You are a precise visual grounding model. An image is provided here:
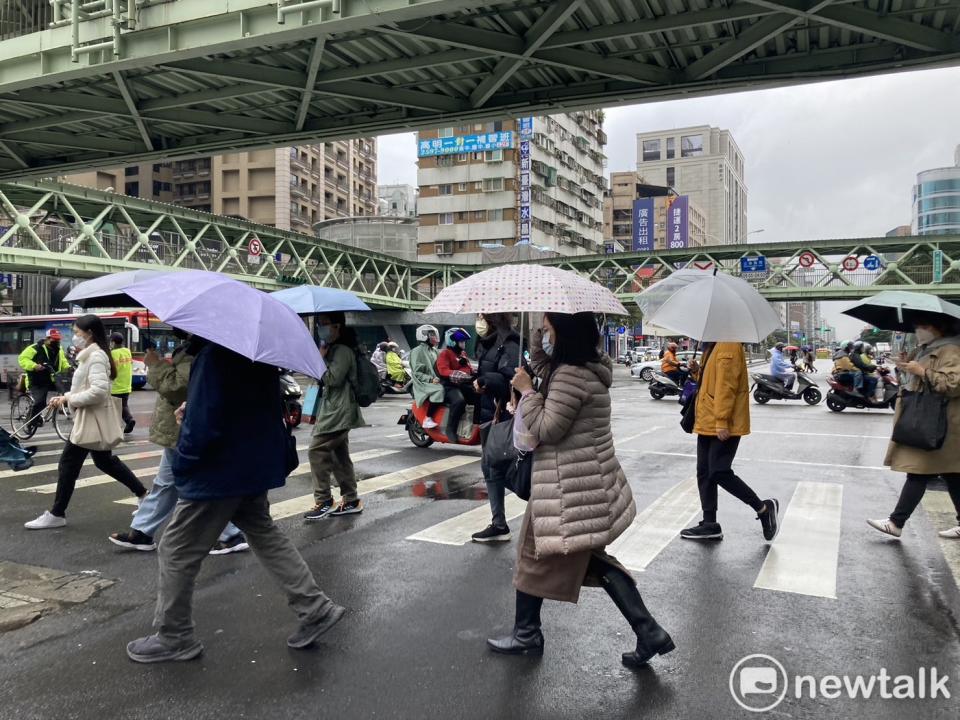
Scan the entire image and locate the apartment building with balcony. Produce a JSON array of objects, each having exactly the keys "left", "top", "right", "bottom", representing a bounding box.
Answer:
[
  {"left": 63, "top": 162, "right": 175, "bottom": 203},
  {"left": 417, "top": 112, "right": 606, "bottom": 263}
]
